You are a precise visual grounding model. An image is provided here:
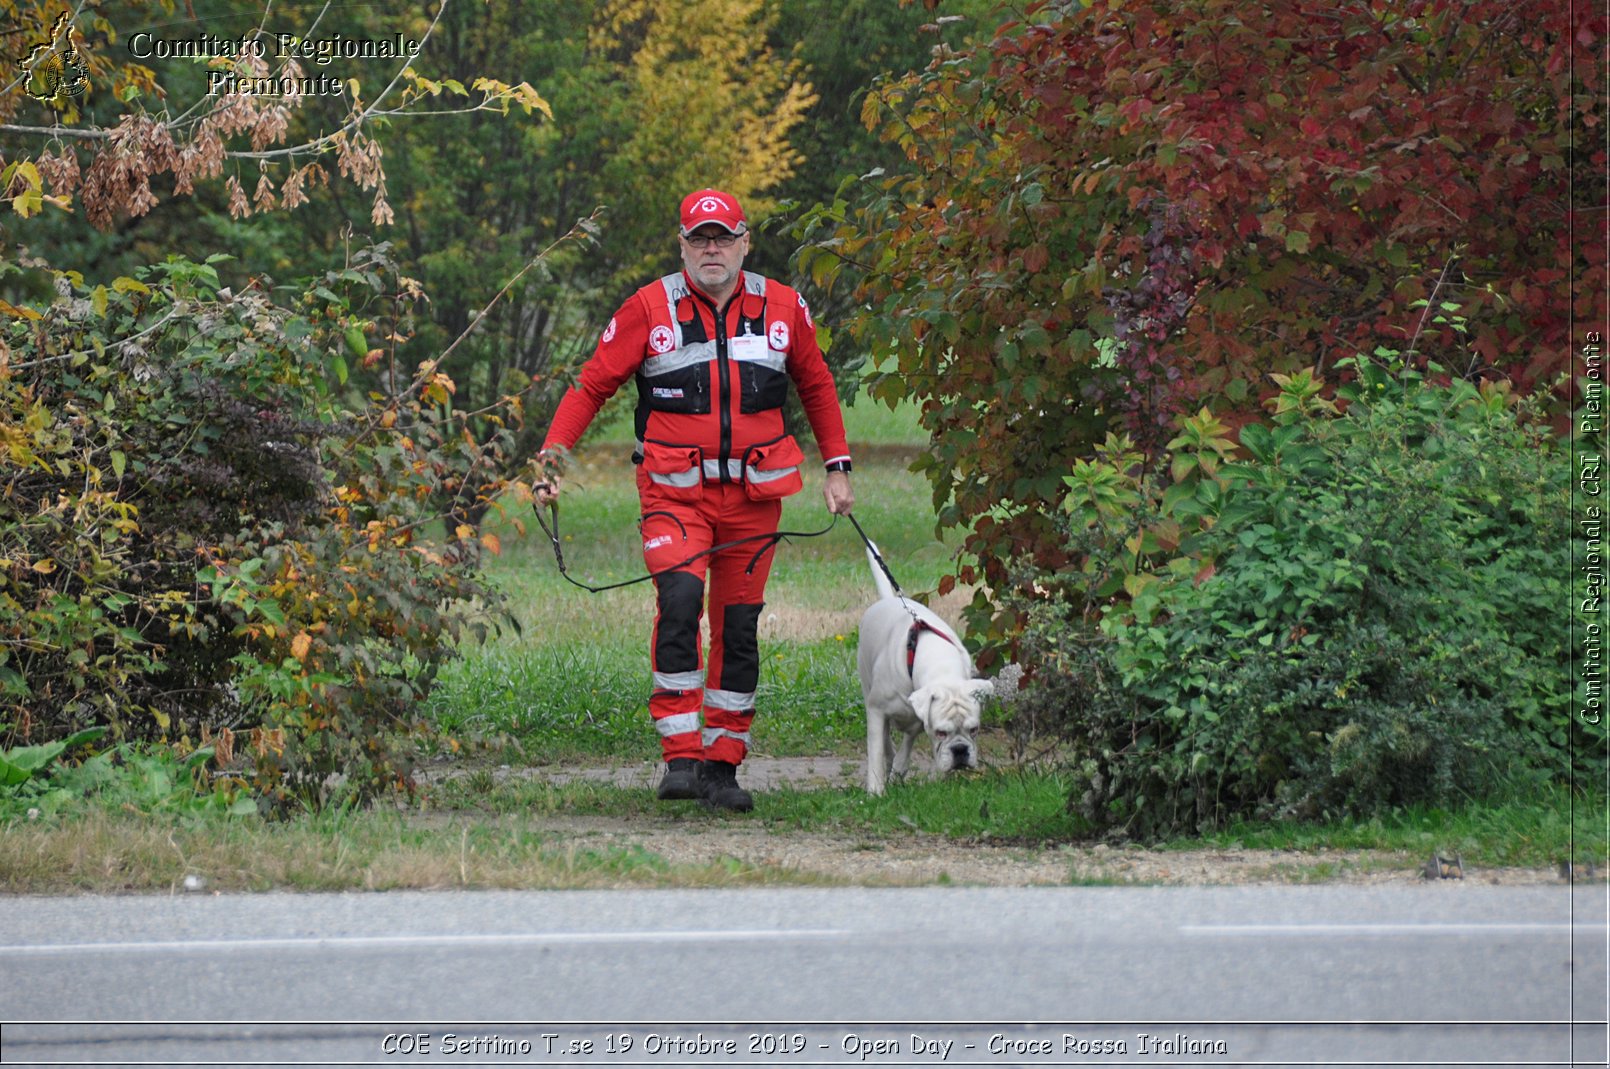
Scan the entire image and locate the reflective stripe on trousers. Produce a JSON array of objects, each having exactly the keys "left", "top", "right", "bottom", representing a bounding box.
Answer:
[{"left": 641, "top": 477, "right": 780, "bottom": 765}]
